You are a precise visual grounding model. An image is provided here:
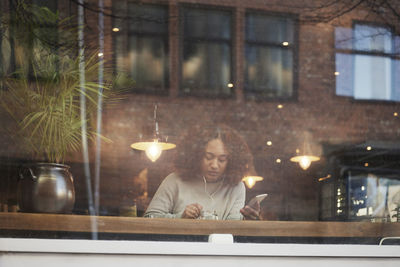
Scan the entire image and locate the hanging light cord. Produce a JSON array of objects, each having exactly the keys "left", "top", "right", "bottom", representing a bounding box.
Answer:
[
  {"left": 203, "top": 176, "right": 224, "bottom": 203},
  {"left": 154, "top": 104, "right": 159, "bottom": 138}
]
